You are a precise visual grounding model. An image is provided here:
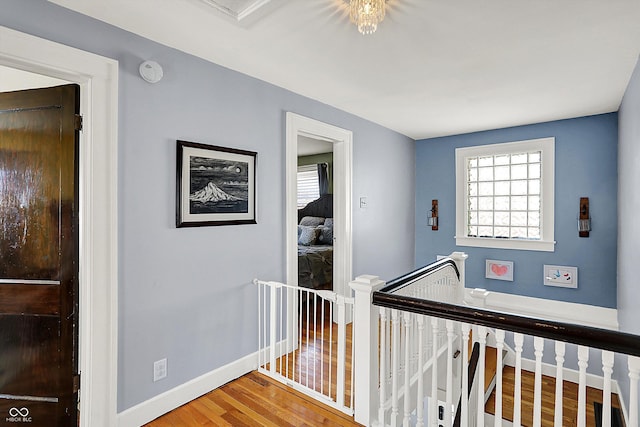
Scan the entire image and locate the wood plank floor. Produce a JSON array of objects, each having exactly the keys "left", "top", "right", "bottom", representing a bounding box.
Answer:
[
  {"left": 144, "top": 308, "right": 624, "bottom": 427},
  {"left": 144, "top": 371, "right": 361, "bottom": 427},
  {"left": 485, "top": 366, "right": 623, "bottom": 427},
  {"left": 146, "top": 301, "right": 358, "bottom": 426}
]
